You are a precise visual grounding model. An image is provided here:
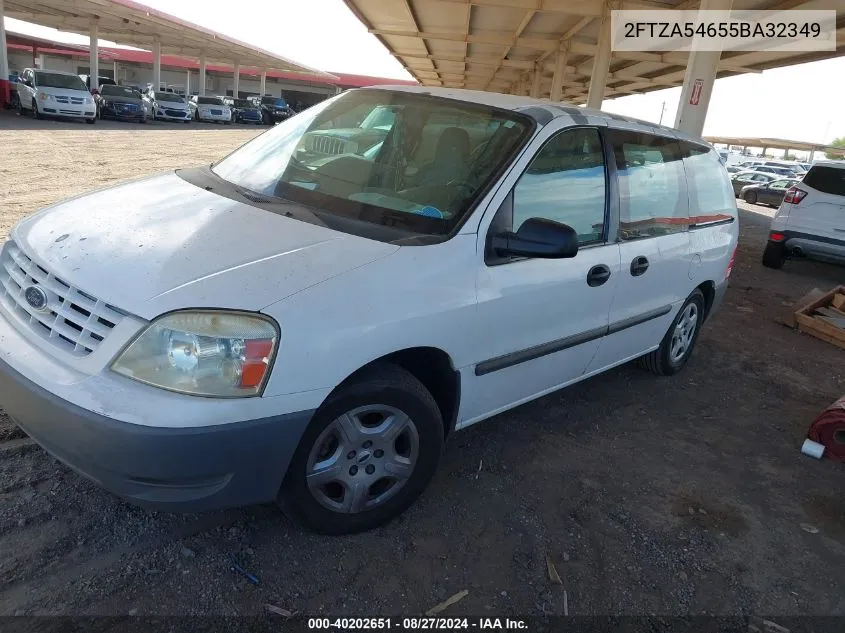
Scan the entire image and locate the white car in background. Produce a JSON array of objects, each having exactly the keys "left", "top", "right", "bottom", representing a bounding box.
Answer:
[
  {"left": 764, "top": 161, "right": 845, "bottom": 268},
  {"left": 143, "top": 89, "right": 191, "bottom": 122},
  {"left": 14, "top": 68, "right": 96, "bottom": 124},
  {"left": 189, "top": 95, "right": 232, "bottom": 123}
]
